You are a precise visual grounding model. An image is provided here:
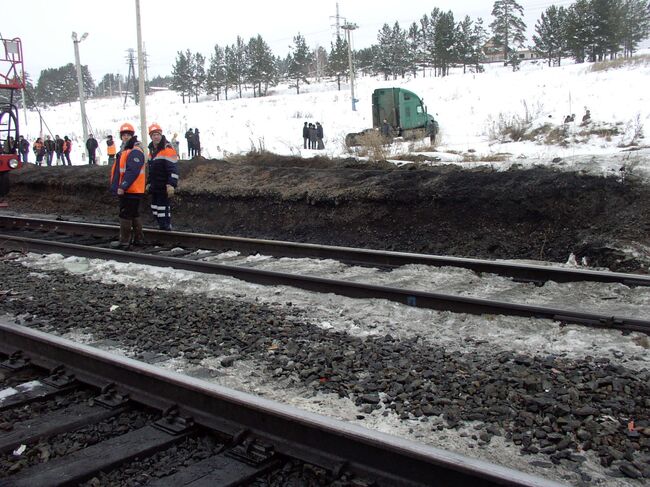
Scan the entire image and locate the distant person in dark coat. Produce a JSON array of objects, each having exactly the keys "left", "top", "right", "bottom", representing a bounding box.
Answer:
[
  {"left": 18, "top": 136, "right": 29, "bottom": 163},
  {"left": 193, "top": 128, "right": 201, "bottom": 157},
  {"left": 581, "top": 108, "right": 591, "bottom": 125},
  {"left": 184, "top": 128, "right": 194, "bottom": 158},
  {"left": 44, "top": 135, "right": 55, "bottom": 166},
  {"left": 316, "top": 122, "right": 324, "bottom": 150},
  {"left": 302, "top": 121, "right": 309, "bottom": 149},
  {"left": 86, "top": 134, "right": 99, "bottom": 165},
  {"left": 308, "top": 123, "right": 317, "bottom": 149},
  {"left": 54, "top": 135, "right": 64, "bottom": 165}
]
